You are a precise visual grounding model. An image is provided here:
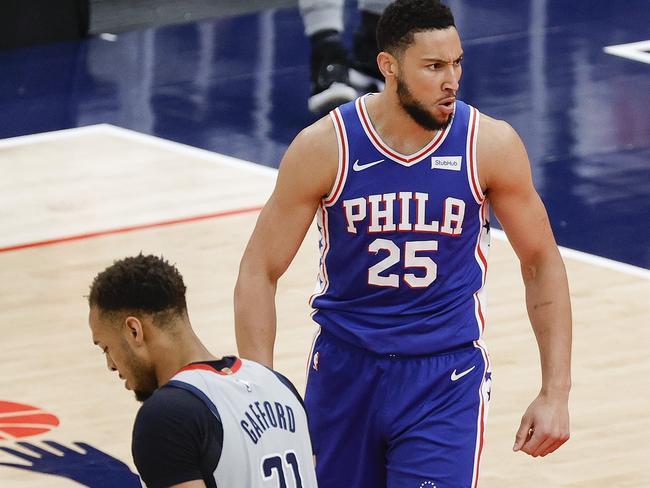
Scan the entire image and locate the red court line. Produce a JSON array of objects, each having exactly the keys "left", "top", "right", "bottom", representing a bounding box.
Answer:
[{"left": 0, "top": 206, "right": 263, "bottom": 254}]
